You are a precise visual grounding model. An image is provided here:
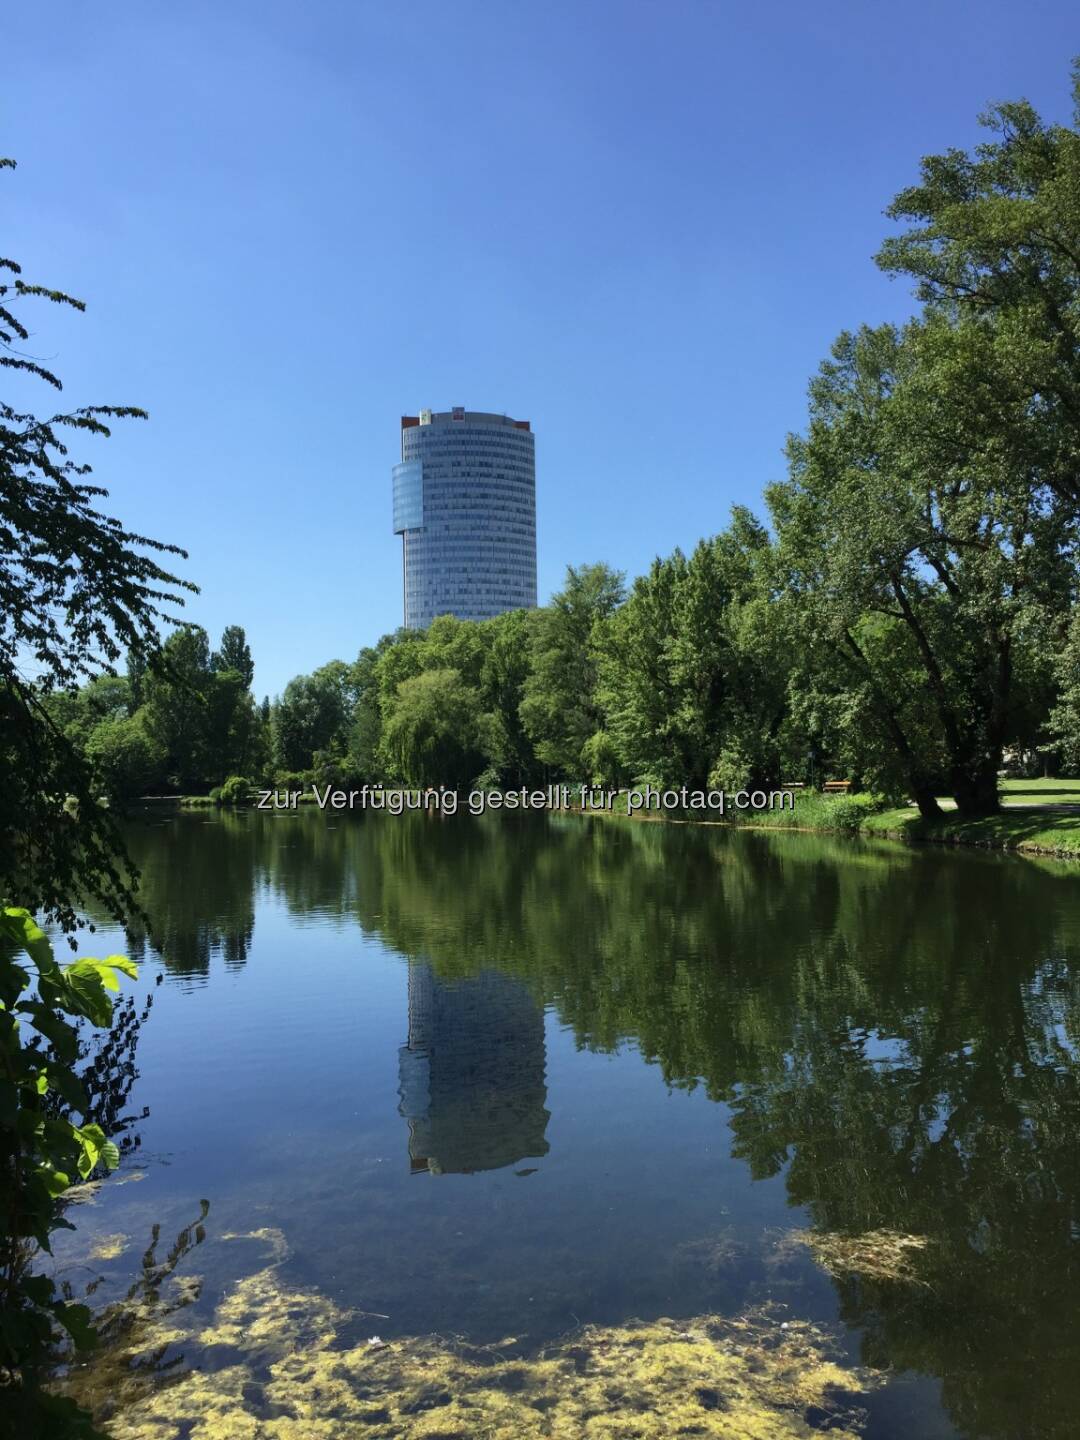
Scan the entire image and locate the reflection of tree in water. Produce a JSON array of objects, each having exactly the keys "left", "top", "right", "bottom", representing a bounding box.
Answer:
[
  {"left": 117, "top": 812, "right": 261, "bottom": 976},
  {"left": 730, "top": 950, "right": 1080, "bottom": 1440},
  {"left": 113, "top": 808, "right": 1080, "bottom": 1436},
  {"left": 61, "top": 1200, "right": 210, "bottom": 1424}
]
